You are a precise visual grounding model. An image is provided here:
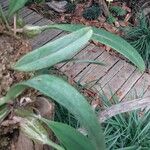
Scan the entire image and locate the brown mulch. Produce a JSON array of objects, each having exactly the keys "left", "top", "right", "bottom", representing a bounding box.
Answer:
[
  {"left": 0, "top": 26, "right": 32, "bottom": 149},
  {"left": 28, "top": 1, "right": 132, "bottom": 58},
  {"left": 29, "top": 1, "right": 131, "bottom": 34},
  {"left": 0, "top": 31, "right": 32, "bottom": 97}
]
